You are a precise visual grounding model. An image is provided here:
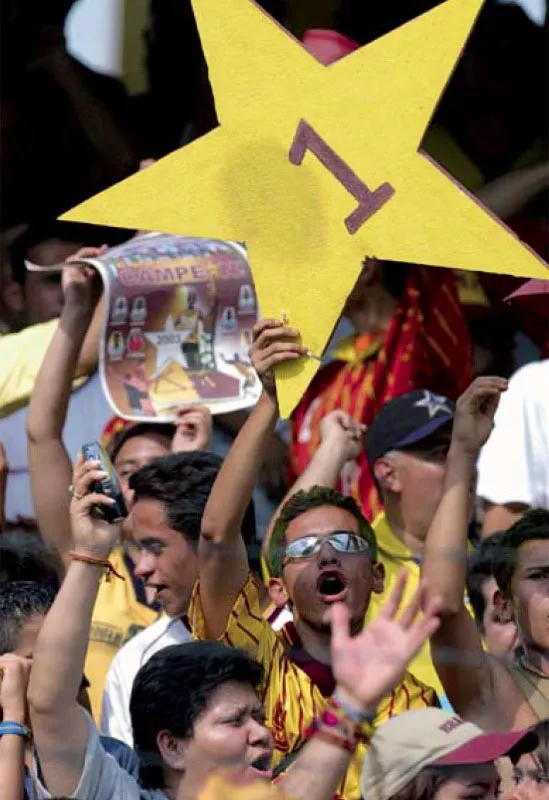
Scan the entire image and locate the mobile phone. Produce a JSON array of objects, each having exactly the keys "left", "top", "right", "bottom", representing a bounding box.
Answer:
[{"left": 81, "top": 442, "right": 128, "bottom": 523}]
